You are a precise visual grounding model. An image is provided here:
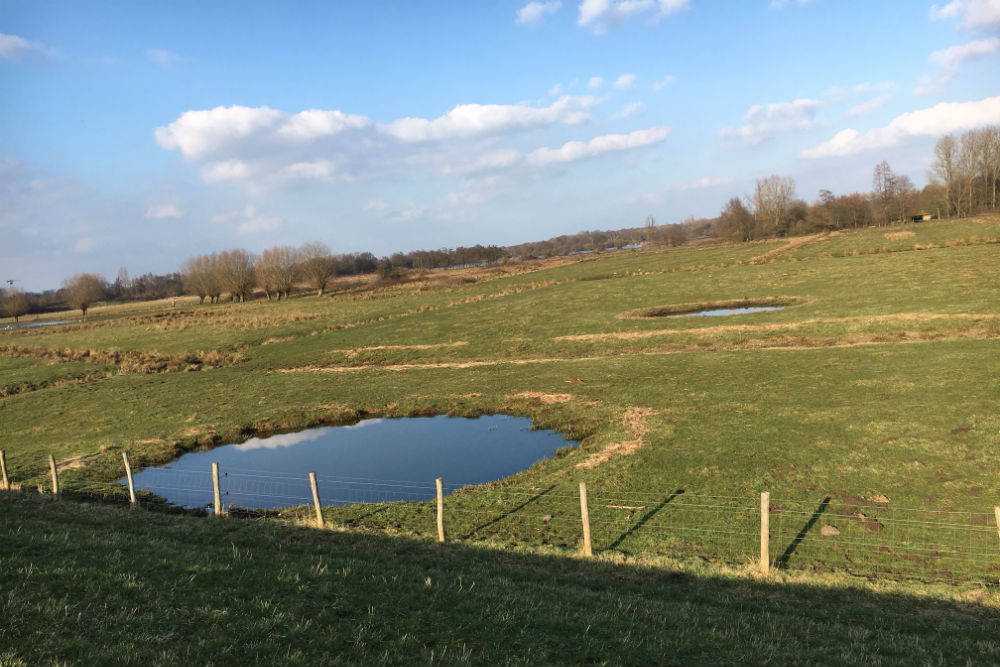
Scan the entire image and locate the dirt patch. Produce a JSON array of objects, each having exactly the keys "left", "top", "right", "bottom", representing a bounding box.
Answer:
[
  {"left": 343, "top": 341, "right": 469, "bottom": 358},
  {"left": 575, "top": 407, "right": 657, "bottom": 470},
  {"left": 513, "top": 391, "right": 576, "bottom": 404},
  {"left": 853, "top": 512, "right": 884, "bottom": 532},
  {"left": 950, "top": 427, "right": 971, "bottom": 434},
  {"left": 748, "top": 233, "right": 827, "bottom": 264},
  {"left": 56, "top": 452, "right": 102, "bottom": 471}
]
